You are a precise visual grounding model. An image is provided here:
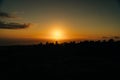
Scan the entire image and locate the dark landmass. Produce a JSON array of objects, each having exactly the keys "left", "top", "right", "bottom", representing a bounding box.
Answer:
[{"left": 0, "top": 39, "right": 120, "bottom": 79}]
